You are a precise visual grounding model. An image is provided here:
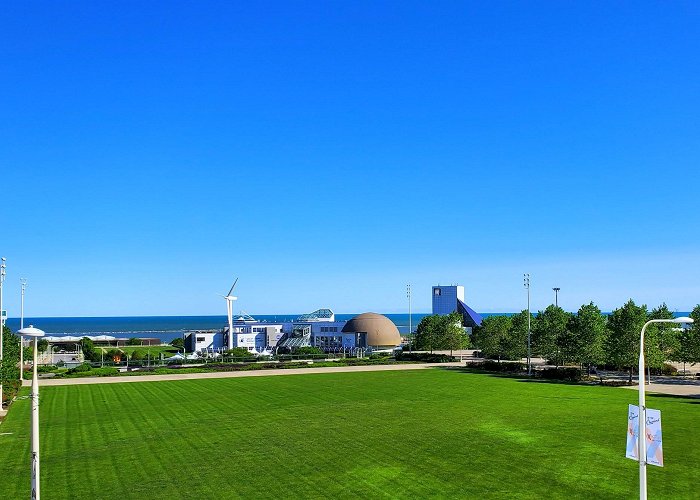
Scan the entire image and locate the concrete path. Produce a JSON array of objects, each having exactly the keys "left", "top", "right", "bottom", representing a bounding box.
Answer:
[
  {"left": 23, "top": 363, "right": 700, "bottom": 398},
  {"left": 622, "top": 379, "right": 700, "bottom": 398},
  {"left": 27, "top": 362, "right": 465, "bottom": 387}
]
